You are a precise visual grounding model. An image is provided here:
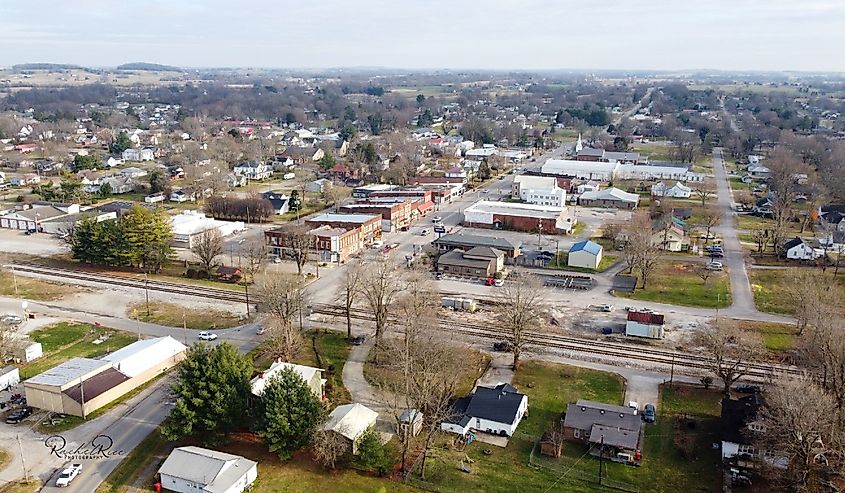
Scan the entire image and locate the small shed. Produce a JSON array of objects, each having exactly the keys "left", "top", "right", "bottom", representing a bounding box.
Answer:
[
  {"left": 0, "top": 366, "right": 20, "bottom": 391},
  {"left": 18, "top": 342, "right": 43, "bottom": 362},
  {"left": 568, "top": 240, "right": 603, "bottom": 270},
  {"left": 398, "top": 409, "right": 423, "bottom": 440}
]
